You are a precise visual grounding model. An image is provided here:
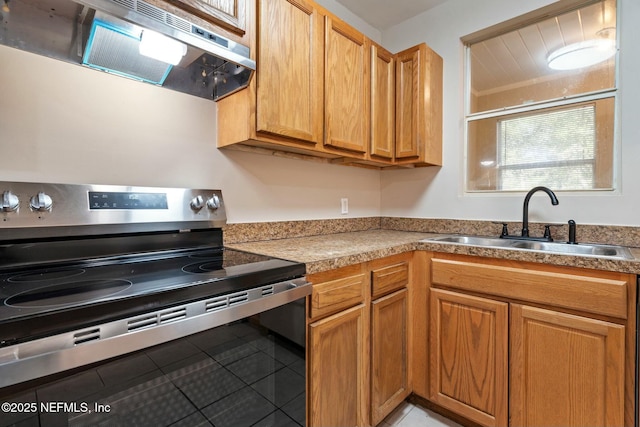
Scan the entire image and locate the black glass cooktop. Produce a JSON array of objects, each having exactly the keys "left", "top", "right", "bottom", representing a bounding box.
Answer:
[{"left": 0, "top": 248, "right": 305, "bottom": 346}]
